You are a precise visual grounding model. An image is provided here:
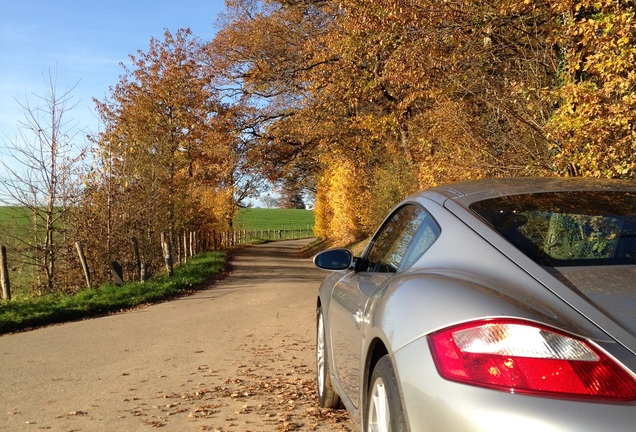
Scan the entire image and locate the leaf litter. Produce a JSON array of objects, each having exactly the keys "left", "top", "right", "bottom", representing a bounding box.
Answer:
[{"left": 122, "top": 333, "right": 352, "bottom": 431}]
